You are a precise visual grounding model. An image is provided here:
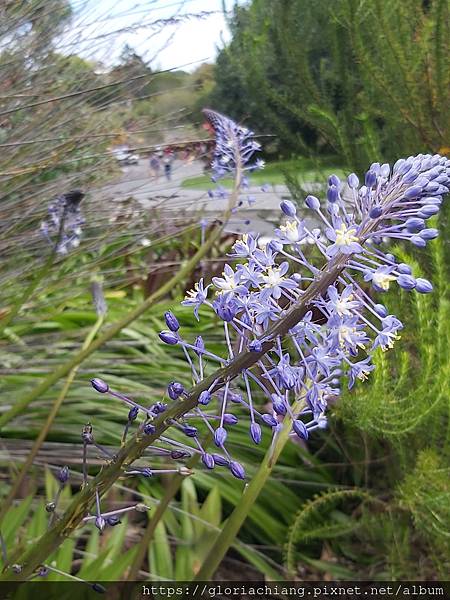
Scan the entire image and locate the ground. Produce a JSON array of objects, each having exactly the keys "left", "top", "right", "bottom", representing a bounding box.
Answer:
[{"left": 98, "top": 158, "right": 329, "bottom": 236}]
